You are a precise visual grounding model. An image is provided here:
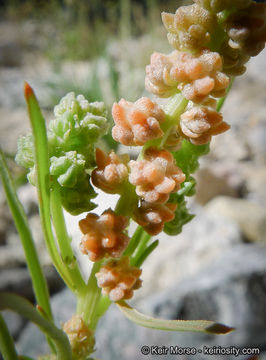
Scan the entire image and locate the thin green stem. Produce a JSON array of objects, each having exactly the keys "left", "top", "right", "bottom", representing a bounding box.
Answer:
[
  {"left": 50, "top": 181, "right": 86, "bottom": 293},
  {"left": 134, "top": 239, "right": 159, "bottom": 267},
  {"left": 216, "top": 77, "right": 235, "bottom": 112},
  {"left": 0, "top": 313, "right": 18, "bottom": 360},
  {"left": 131, "top": 232, "right": 151, "bottom": 266},
  {"left": 0, "top": 149, "right": 52, "bottom": 321},
  {"left": 77, "top": 262, "right": 102, "bottom": 329},
  {"left": 123, "top": 225, "right": 144, "bottom": 257},
  {"left": 115, "top": 182, "right": 138, "bottom": 216},
  {"left": 0, "top": 293, "right": 72, "bottom": 360}
]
